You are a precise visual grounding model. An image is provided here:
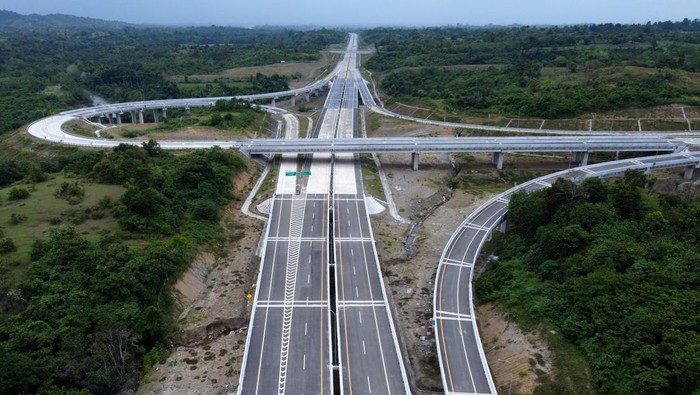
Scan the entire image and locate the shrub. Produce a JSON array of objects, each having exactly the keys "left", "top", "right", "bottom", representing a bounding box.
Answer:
[
  {"left": 190, "top": 199, "right": 220, "bottom": 221},
  {"left": 9, "top": 213, "right": 27, "bottom": 225},
  {"left": 97, "top": 196, "right": 114, "bottom": 210},
  {"left": 8, "top": 187, "right": 29, "bottom": 200},
  {"left": 27, "top": 167, "right": 47, "bottom": 183},
  {"left": 54, "top": 182, "right": 85, "bottom": 205},
  {"left": 122, "top": 129, "right": 145, "bottom": 138},
  {"left": 68, "top": 210, "right": 88, "bottom": 225},
  {"left": 0, "top": 238, "right": 15, "bottom": 254}
]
